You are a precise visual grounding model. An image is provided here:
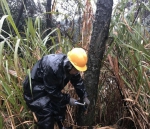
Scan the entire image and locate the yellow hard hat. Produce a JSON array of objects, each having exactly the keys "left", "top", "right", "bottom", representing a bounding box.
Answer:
[{"left": 67, "top": 48, "right": 88, "bottom": 71}]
